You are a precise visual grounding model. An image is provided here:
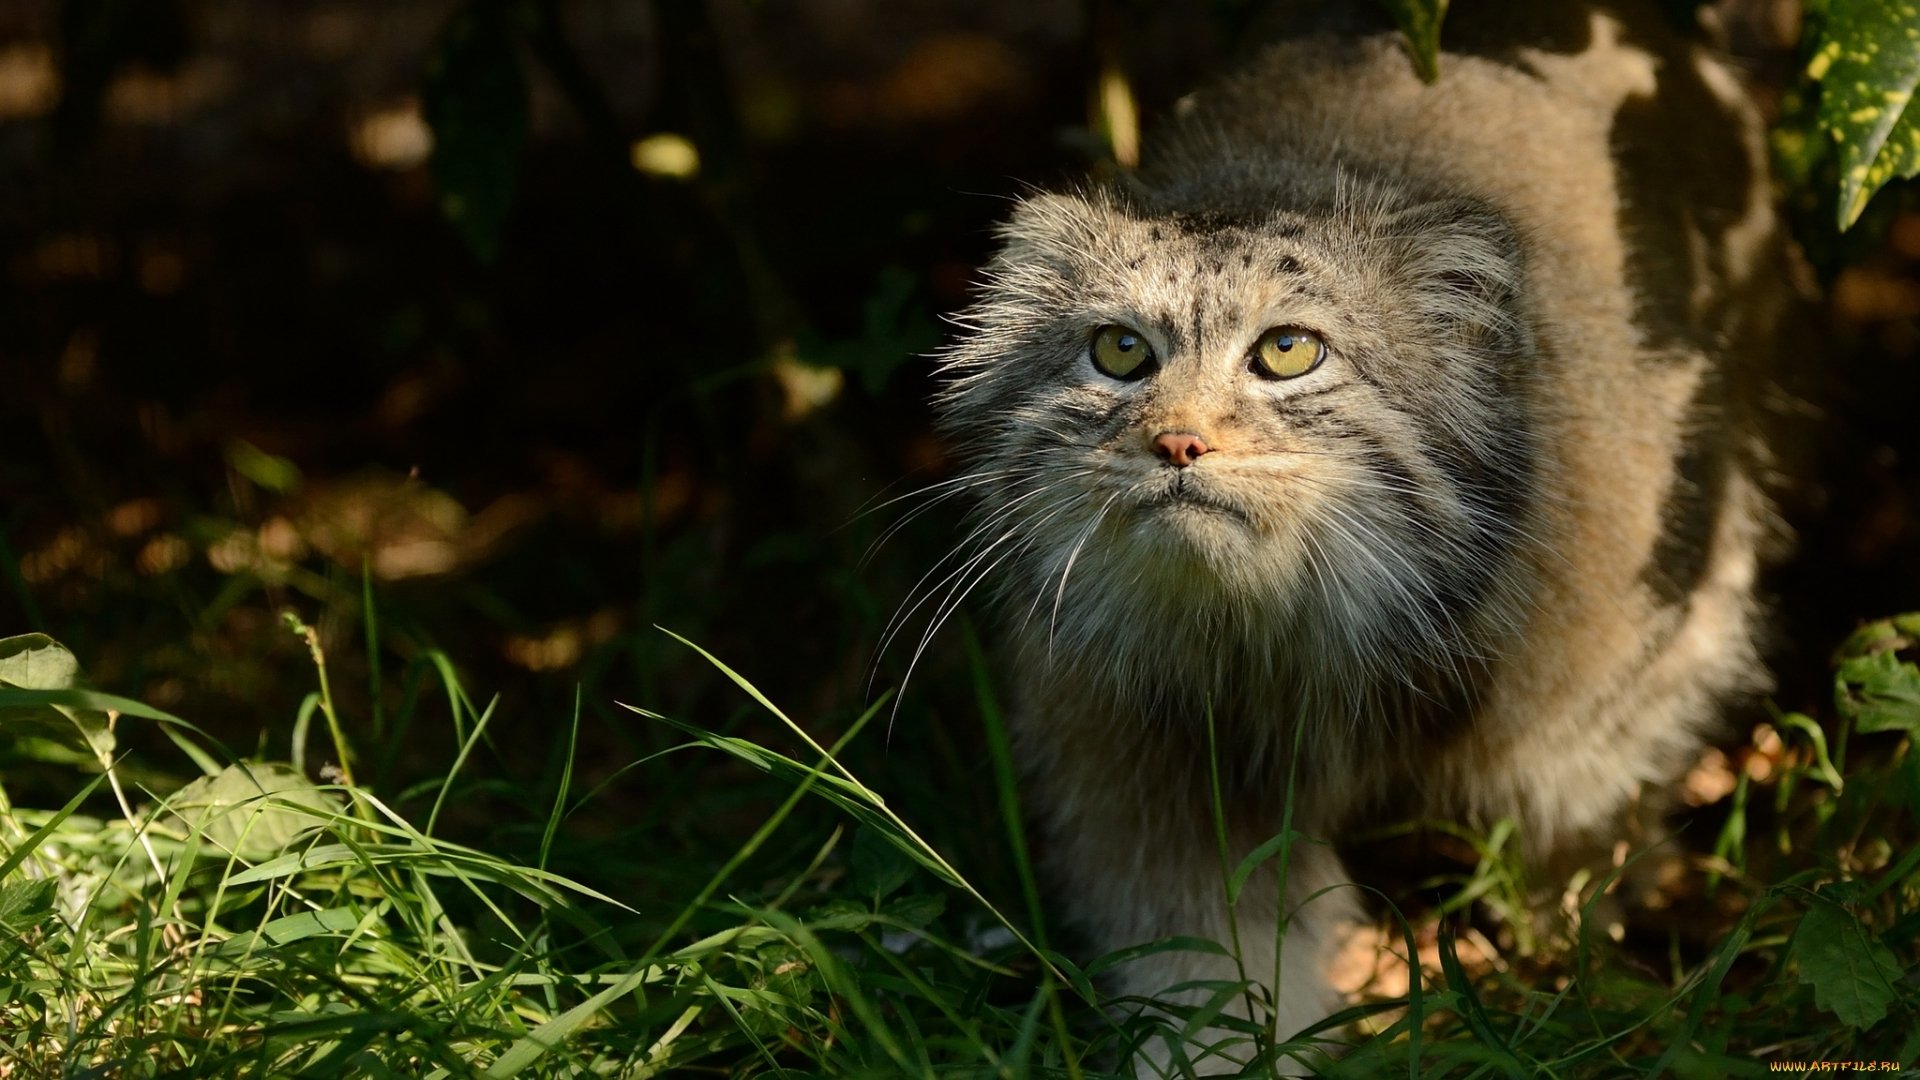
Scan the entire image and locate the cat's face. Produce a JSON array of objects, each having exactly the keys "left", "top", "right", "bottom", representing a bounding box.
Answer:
[{"left": 933, "top": 189, "right": 1543, "bottom": 707}]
